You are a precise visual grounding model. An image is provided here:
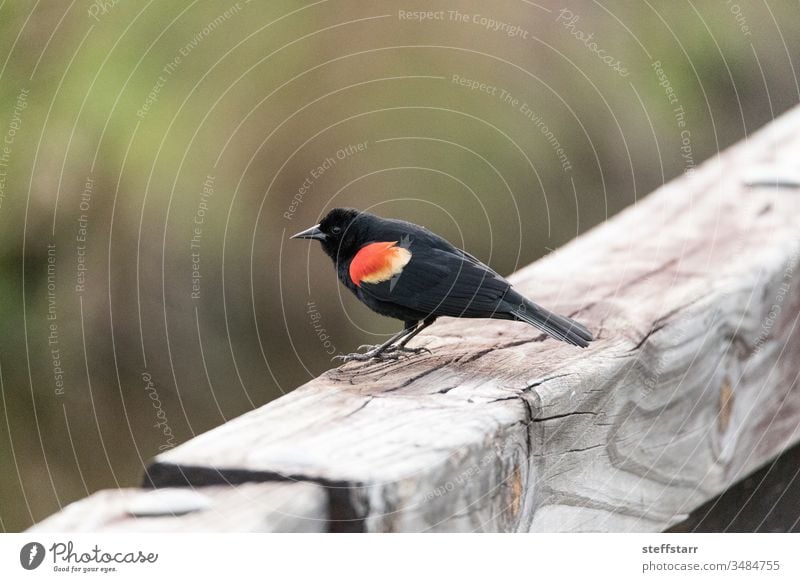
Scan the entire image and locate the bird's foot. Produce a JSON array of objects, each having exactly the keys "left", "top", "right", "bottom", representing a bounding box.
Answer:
[
  {"left": 386, "top": 345, "right": 432, "bottom": 356},
  {"left": 332, "top": 343, "right": 432, "bottom": 363},
  {"left": 332, "top": 347, "right": 400, "bottom": 363},
  {"left": 356, "top": 344, "right": 383, "bottom": 352}
]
